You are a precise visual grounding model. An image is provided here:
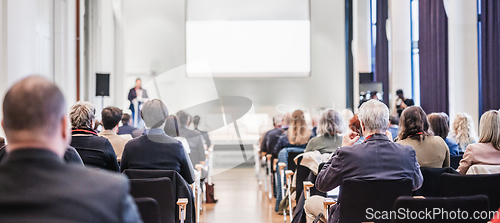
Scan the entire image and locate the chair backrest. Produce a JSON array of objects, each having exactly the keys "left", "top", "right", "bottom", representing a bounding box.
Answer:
[
  {"left": 129, "top": 178, "right": 176, "bottom": 223},
  {"left": 338, "top": 178, "right": 413, "bottom": 223},
  {"left": 412, "top": 167, "right": 458, "bottom": 197},
  {"left": 74, "top": 147, "right": 109, "bottom": 169},
  {"left": 287, "top": 151, "right": 302, "bottom": 172},
  {"left": 391, "top": 195, "right": 489, "bottom": 223},
  {"left": 450, "top": 155, "right": 463, "bottom": 170},
  {"left": 438, "top": 172, "right": 500, "bottom": 211},
  {"left": 466, "top": 164, "right": 500, "bottom": 175},
  {"left": 123, "top": 169, "right": 194, "bottom": 223},
  {"left": 134, "top": 197, "right": 161, "bottom": 223}
]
